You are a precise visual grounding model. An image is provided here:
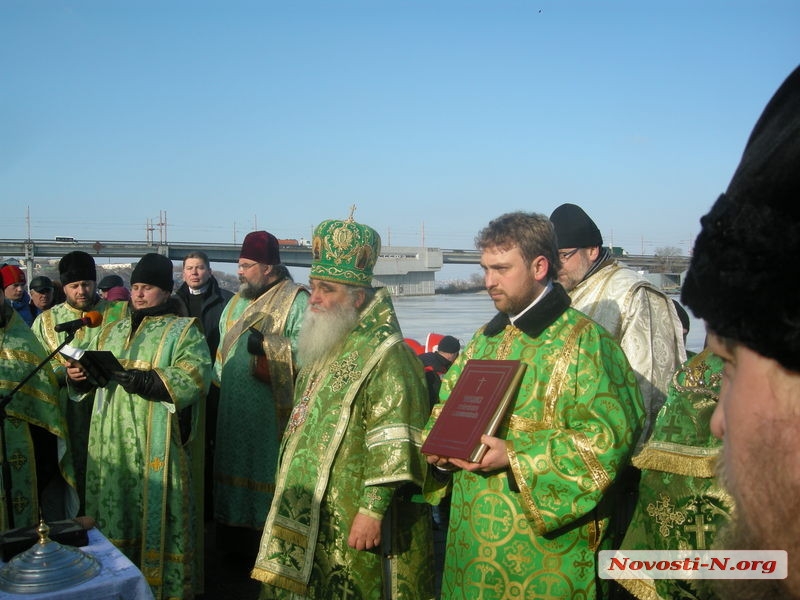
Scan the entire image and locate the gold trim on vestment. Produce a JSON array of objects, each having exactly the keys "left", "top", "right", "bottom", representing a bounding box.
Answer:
[
  {"left": 366, "top": 424, "right": 423, "bottom": 448},
  {"left": 364, "top": 474, "right": 417, "bottom": 487},
  {"left": 358, "top": 506, "right": 384, "bottom": 521},
  {"left": 544, "top": 317, "right": 591, "bottom": 425},
  {"left": 572, "top": 429, "right": 613, "bottom": 492},
  {"left": 250, "top": 569, "right": 308, "bottom": 595},
  {"left": 274, "top": 522, "right": 308, "bottom": 548},
  {"left": 618, "top": 576, "right": 662, "bottom": 600},
  {"left": 496, "top": 325, "right": 517, "bottom": 360},
  {"left": 507, "top": 440, "right": 548, "bottom": 535},
  {"left": 0, "top": 348, "right": 59, "bottom": 408},
  {"left": 633, "top": 444, "right": 719, "bottom": 478},
  {"left": 507, "top": 414, "right": 547, "bottom": 432}
]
